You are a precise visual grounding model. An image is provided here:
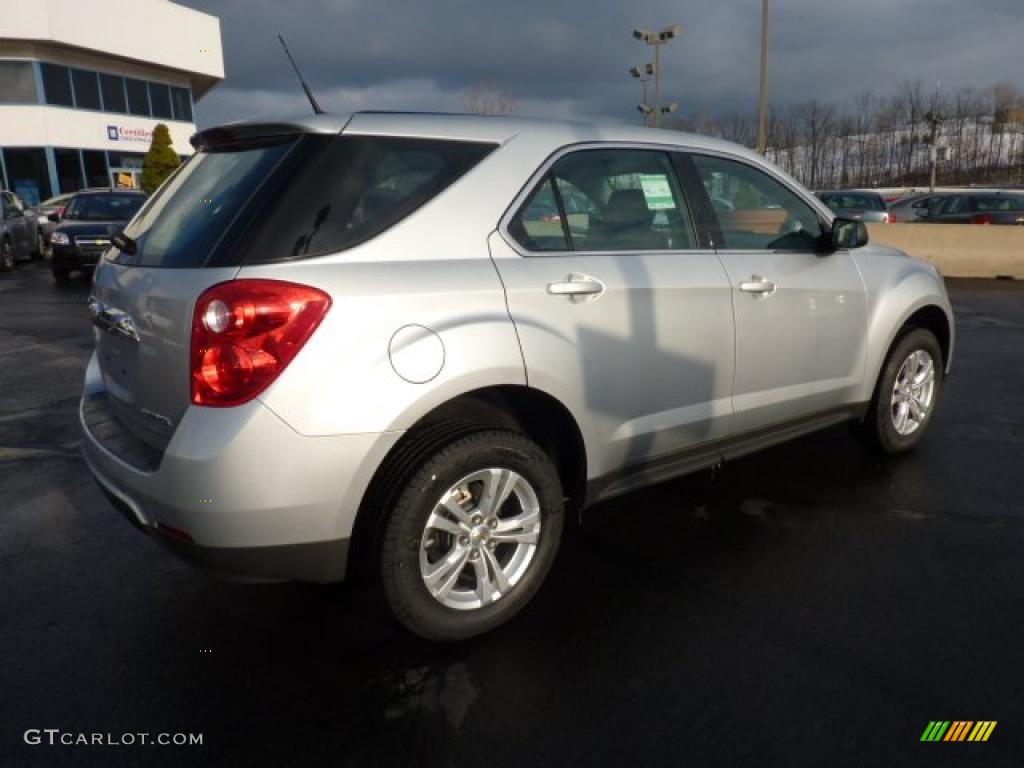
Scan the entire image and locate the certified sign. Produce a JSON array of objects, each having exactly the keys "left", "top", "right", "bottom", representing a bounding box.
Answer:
[{"left": 106, "top": 125, "right": 154, "bottom": 143}]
